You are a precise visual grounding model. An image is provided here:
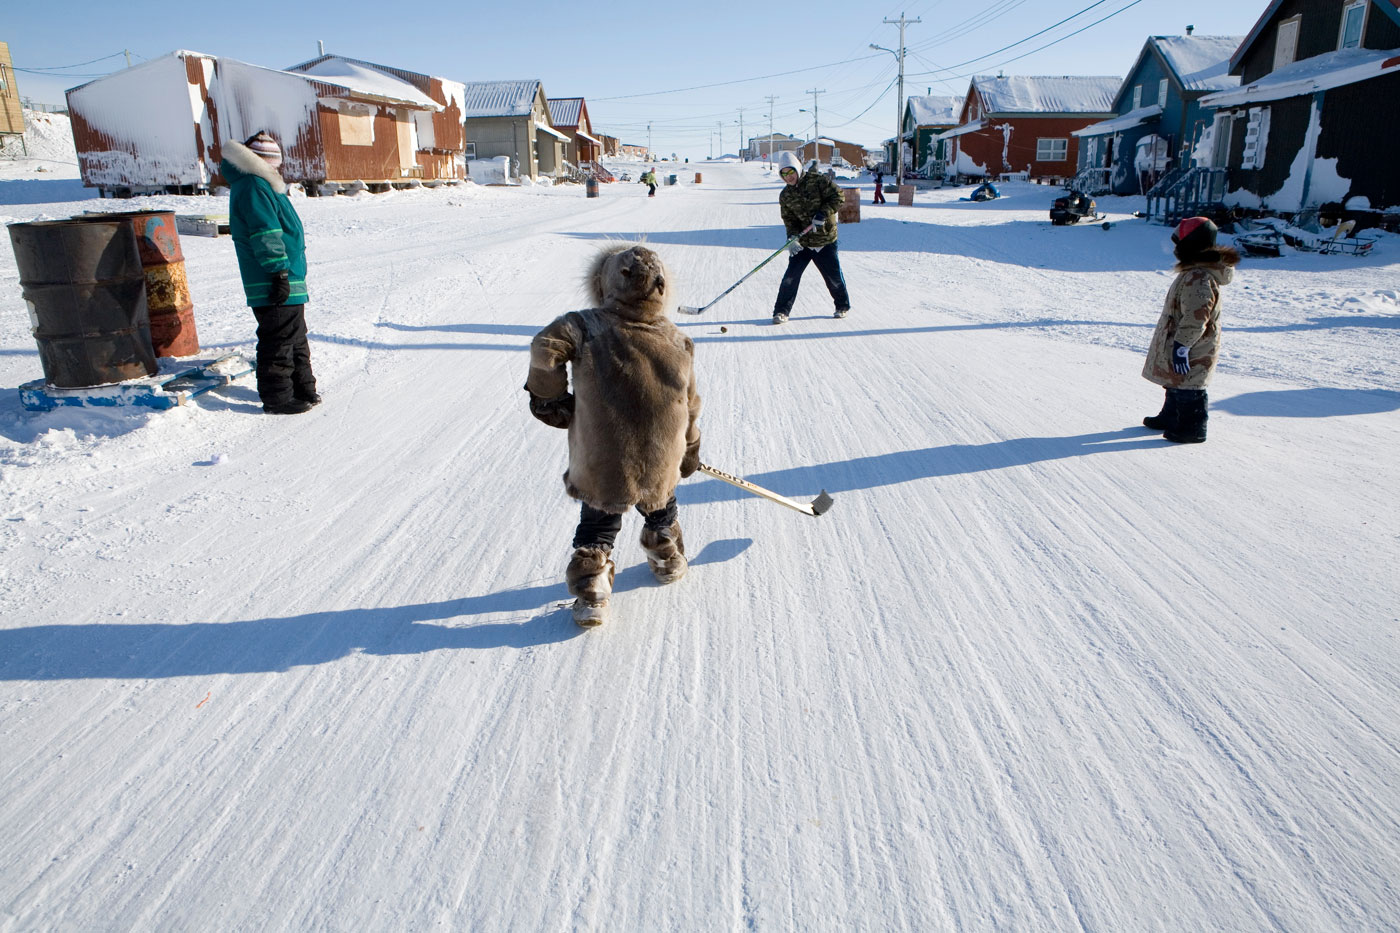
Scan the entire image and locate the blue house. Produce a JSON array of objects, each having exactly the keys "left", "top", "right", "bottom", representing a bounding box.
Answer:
[{"left": 1072, "top": 32, "right": 1242, "bottom": 195}]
